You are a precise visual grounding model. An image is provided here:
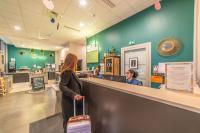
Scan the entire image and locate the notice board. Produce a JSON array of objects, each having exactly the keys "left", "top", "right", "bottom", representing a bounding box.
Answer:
[
  {"left": 86, "top": 50, "right": 98, "bottom": 63},
  {"left": 86, "top": 43, "right": 99, "bottom": 63},
  {"left": 166, "top": 62, "right": 193, "bottom": 92}
]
